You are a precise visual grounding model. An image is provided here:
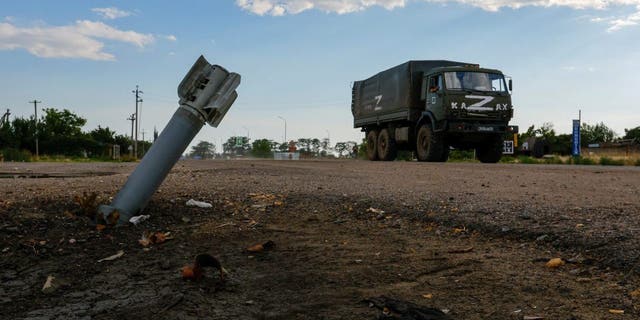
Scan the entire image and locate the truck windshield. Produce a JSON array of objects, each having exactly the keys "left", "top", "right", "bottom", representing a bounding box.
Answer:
[{"left": 444, "top": 72, "right": 507, "bottom": 93}]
